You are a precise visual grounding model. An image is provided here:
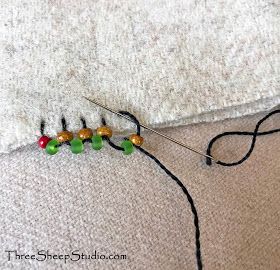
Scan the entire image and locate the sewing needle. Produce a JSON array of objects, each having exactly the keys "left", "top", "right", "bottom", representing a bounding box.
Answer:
[{"left": 84, "top": 97, "right": 217, "bottom": 162}]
